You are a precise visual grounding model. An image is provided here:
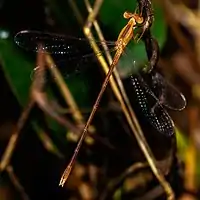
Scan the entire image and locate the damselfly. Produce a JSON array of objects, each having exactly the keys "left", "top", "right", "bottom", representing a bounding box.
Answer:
[{"left": 14, "top": 11, "right": 186, "bottom": 186}]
